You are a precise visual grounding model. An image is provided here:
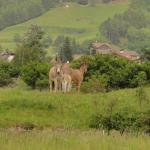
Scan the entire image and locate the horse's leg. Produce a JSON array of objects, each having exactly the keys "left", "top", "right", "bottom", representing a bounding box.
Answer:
[
  {"left": 67, "top": 81, "right": 71, "bottom": 92},
  {"left": 77, "top": 82, "right": 81, "bottom": 93},
  {"left": 63, "top": 81, "right": 67, "bottom": 93},
  {"left": 54, "top": 80, "right": 58, "bottom": 92},
  {"left": 62, "top": 81, "right": 64, "bottom": 93},
  {"left": 49, "top": 80, "right": 52, "bottom": 92}
]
